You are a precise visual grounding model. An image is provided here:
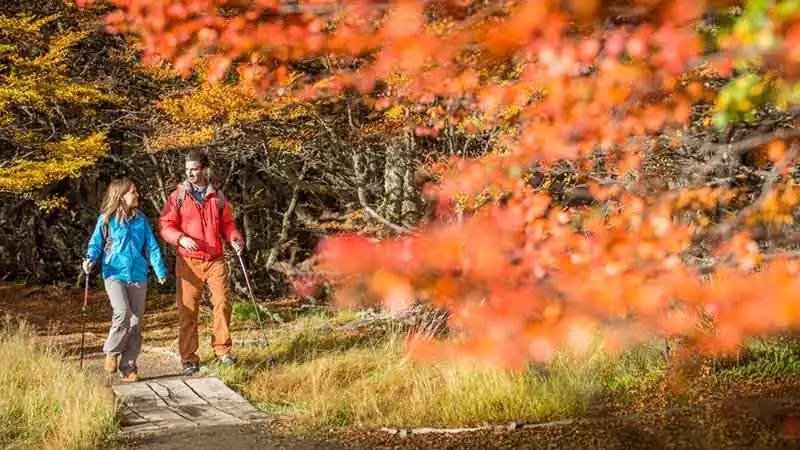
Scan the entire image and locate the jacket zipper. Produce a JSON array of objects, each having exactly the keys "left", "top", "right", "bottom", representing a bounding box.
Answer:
[{"left": 189, "top": 193, "right": 207, "bottom": 246}]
